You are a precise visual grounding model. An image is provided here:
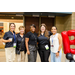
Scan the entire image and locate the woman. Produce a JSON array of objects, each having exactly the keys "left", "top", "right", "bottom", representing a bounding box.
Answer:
[
  {"left": 38, "top": 23, "right": 52, "bottom": 62},
  {"left": 50, "top": 26, "right": 62, "bottom": 62},
  {"left": 2, "top": 23, "right": 16, "bottom": 62},
  {"left": 25, "top": 24, "right": 37, "bottom": 62},
  {"left": 16, "top": 26, "right": 26, "bottom": 62}
]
